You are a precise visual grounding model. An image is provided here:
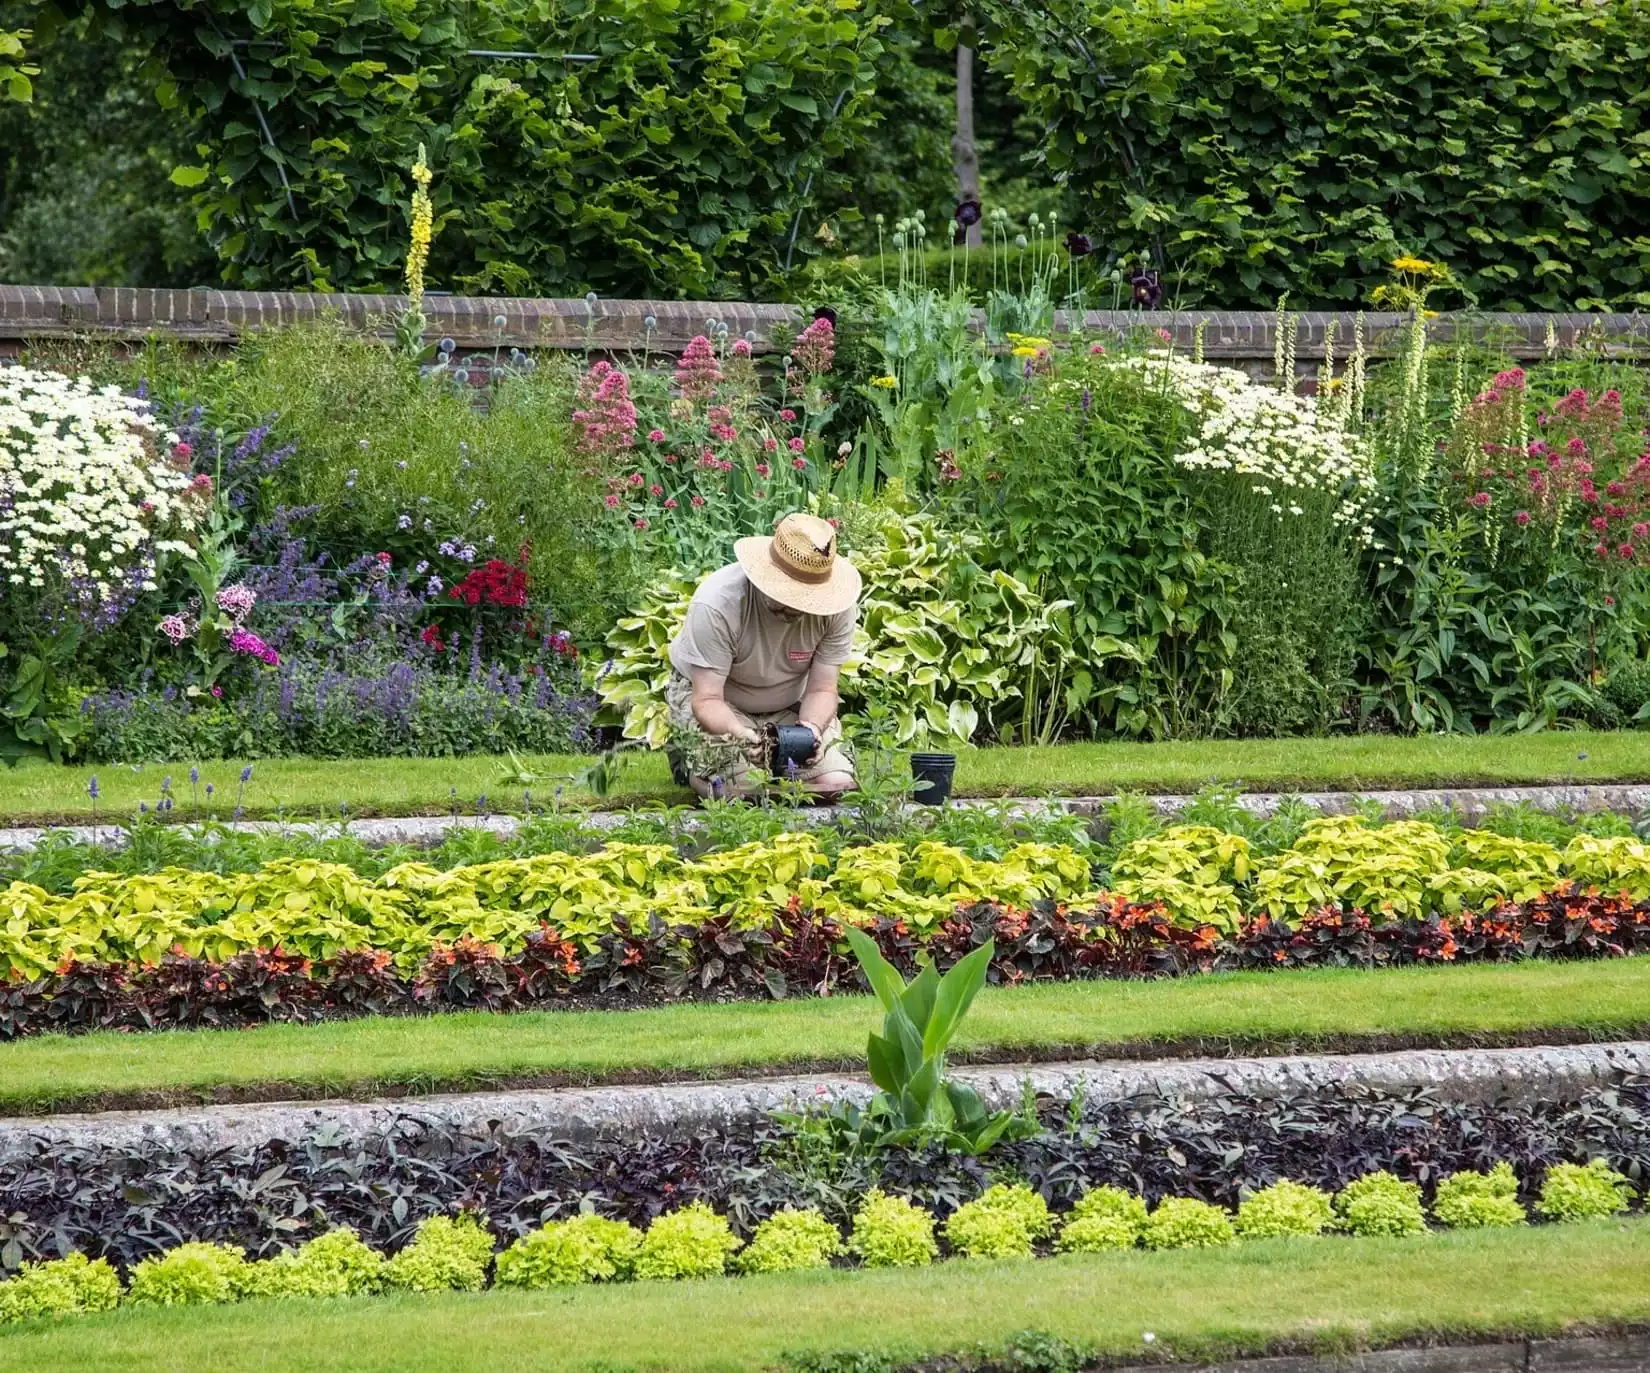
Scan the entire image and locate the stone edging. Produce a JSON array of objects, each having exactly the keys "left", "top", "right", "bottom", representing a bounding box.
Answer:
[
  {"left": 1100, "top": 1334, "right": 1649, "bottom": 1373},
  {"left": 2, "top": 784, "right": 1645, "bottom": 854},
  {"left": 6, "top": 1041, "right": 1645, "bottom": 1155},
  {"left": 1, "top": 284, "right": 1645, "bottom": 360}
]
